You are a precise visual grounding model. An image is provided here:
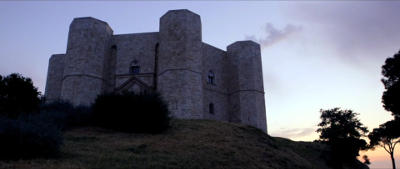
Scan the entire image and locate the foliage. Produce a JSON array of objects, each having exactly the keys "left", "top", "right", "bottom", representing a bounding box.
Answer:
[
  {"left": 0, "top": 73, "right": 64, "bottom": 160},
  {"left": 317, "top": 108, "right": 368, "bottom": 142},
  {"left": 381, "top": 50, "right": 400, "bottom": 117},
  {"left": 0, "top": 73, "right": 41, "bottom": 118},
  {"left": 316, "top": 108, "right": 368, "bottom": 167},
  {"left": 368, "top": 118, "right": 400, "bottom": 169},
  {"left": 92, "top": 91, "right": 170, "bottom": 133},
  {"left": 0, "top": 116, "right": 63, "bottom": 160},
  {"left": 39, "top": 100, "right": 92, "bottom": 130},
  {"left": 377, "top": 50, "right": 400, "bottom": 169}
]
